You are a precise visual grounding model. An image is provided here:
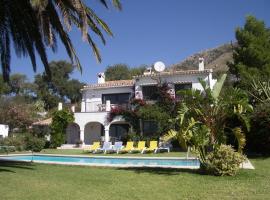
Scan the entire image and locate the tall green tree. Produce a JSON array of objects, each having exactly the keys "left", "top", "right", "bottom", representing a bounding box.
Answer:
[
  {"left": 105, "top": 64, "right": 146, "bottom": 81},
  {"left": 105, "top": 64, "right": 131, "bottom": 81},
  {"left": 228, "top": 16, "right": 270, "bottom": 87},
  {"left": 0, "top": 0, "right": 121, "bottom": 81},
  {"left": 0, "top": 73, "right": 35, "bottom": 97},
  {"left": 34, "top": 61, "right": 84, "bottom": 109}
]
